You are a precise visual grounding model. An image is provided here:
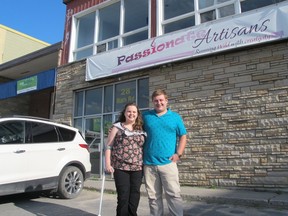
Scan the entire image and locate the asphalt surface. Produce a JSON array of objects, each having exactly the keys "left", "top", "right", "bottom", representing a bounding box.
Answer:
[
  {"left": 0, "top": 185, "right": 287, "bottom": 216},
  {"left": 85, "top": 177, "right": 288, "bottom": 212}
]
